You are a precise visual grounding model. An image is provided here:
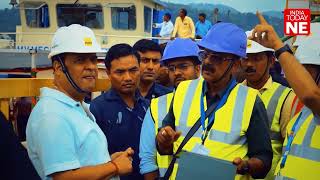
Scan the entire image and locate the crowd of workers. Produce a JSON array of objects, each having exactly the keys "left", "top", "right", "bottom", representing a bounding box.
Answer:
[{"left": 1, "top": 9, "right": 319, "bottom": 180}]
